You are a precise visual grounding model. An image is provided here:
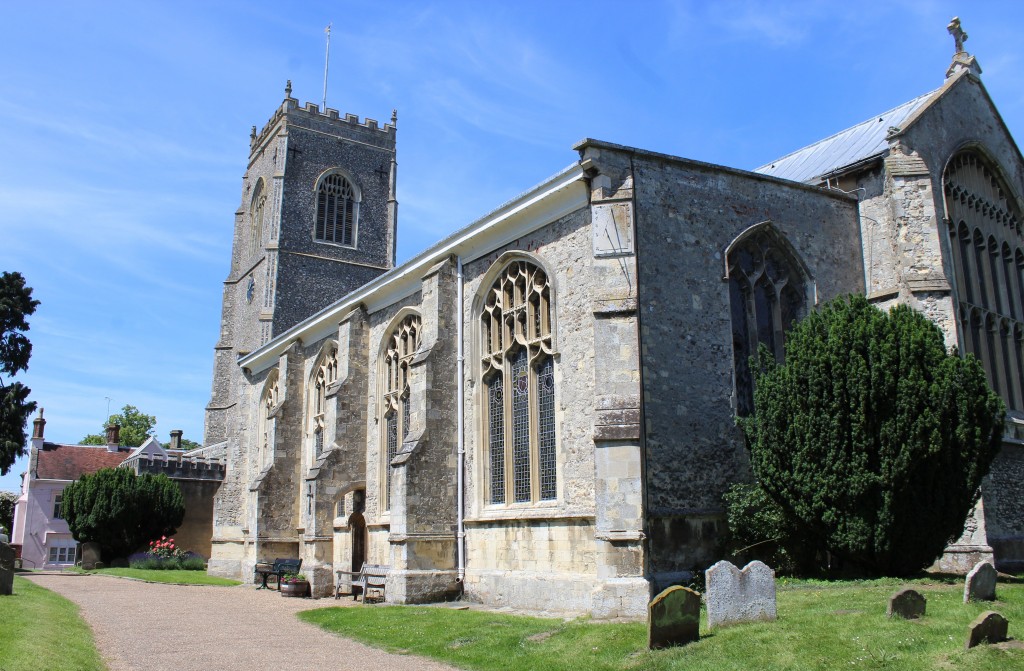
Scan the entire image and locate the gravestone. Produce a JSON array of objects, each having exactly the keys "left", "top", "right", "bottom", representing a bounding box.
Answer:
[
  {"left": 706, "top": 560, "right": 777, "bottom": 629},
  {"left": 964, "top": 561, "right": 997, "bottom": 603},
  {"left": 648, "top": 585, "right": 701, "bottom": 649},
  {"left": 0, "top": 542, "right": 14, "bottom": 596},
  {"left": 81, "top": 542, "right": 102, "bottom": 570},
  {"left": 887, "top": 588, "right": 926, "bottom": 619},
  {"left": 965, "top": 611, "right": 1008, "bottom": 650}
]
